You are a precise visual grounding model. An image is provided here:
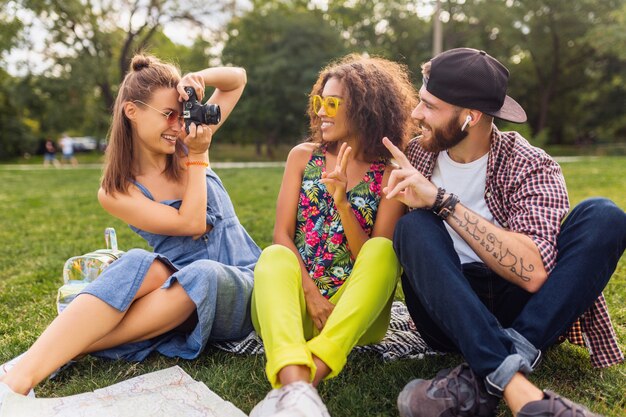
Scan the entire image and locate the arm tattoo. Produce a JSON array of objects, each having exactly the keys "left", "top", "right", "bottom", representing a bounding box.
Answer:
[{"left": 451, "top": 211, "right": 534, "bottom": 282}]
